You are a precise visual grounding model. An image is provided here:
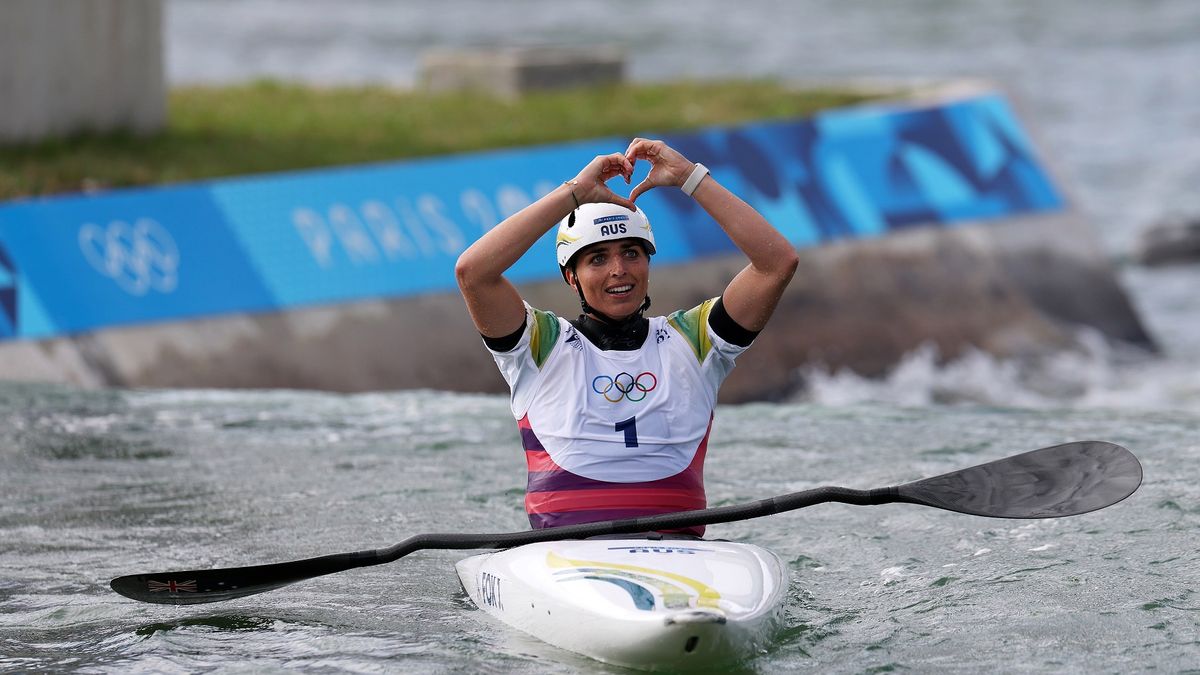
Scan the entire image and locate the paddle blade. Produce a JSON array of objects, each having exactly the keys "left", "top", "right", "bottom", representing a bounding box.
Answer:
[
  {"left": 110, "top": 551, "right": 381, "bottom": 605},
  {"left": 896, "top": 440, "right": 1142, "bottom": 518},
  {"left": 111, "top": 570, "right": 294, "bottom": 605}
]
